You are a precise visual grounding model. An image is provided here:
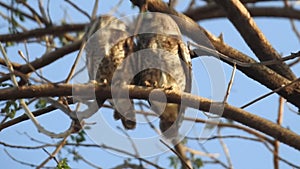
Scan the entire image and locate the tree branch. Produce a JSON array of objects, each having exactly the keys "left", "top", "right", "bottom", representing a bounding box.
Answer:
[
  {"left": 213, "top": 0, "right": 295, "bottom": 80},
  {"left": 0, "top": 40, "right": 82, "bottom": 83},
  {"left": 129, "top": 0, "right": 300, "bottom": 110},
  {"left": 0, "top": 24, "right": 86, "bottom": 42},
  {"left": 0, "top": 83, "right": 300, "bottom": 151},
  {"left": 0, "top": 1, "right": 48, "bottom": 24},
  {"left": 185, "top": 6, "right": 300, "bottom": 21}
]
